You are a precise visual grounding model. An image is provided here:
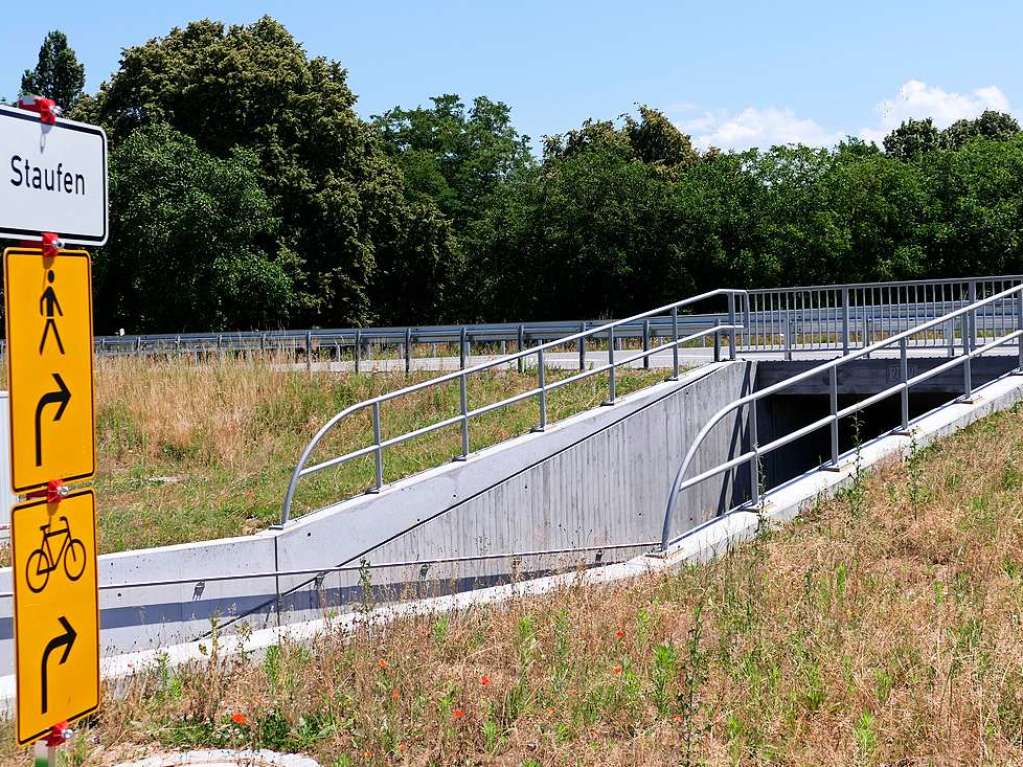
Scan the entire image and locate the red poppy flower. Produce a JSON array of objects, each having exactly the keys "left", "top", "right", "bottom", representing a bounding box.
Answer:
[
  {"left": 377, "top": 658, "right": 389, "bottom": 670},
  {"left": 612, "top": 665, "right": 623, "bottom": 675},
  {"left": 230, "top": 712, "right": 248, "bottom": 726},
  {"left": 615, "top": 629, "right": 625, "bottom": 639},
  {"left": 452, "top": 707, "right": 466, "bottom": 719},
  {"left": 480, "top": 674, "right": 491, "bottom": 686}
]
